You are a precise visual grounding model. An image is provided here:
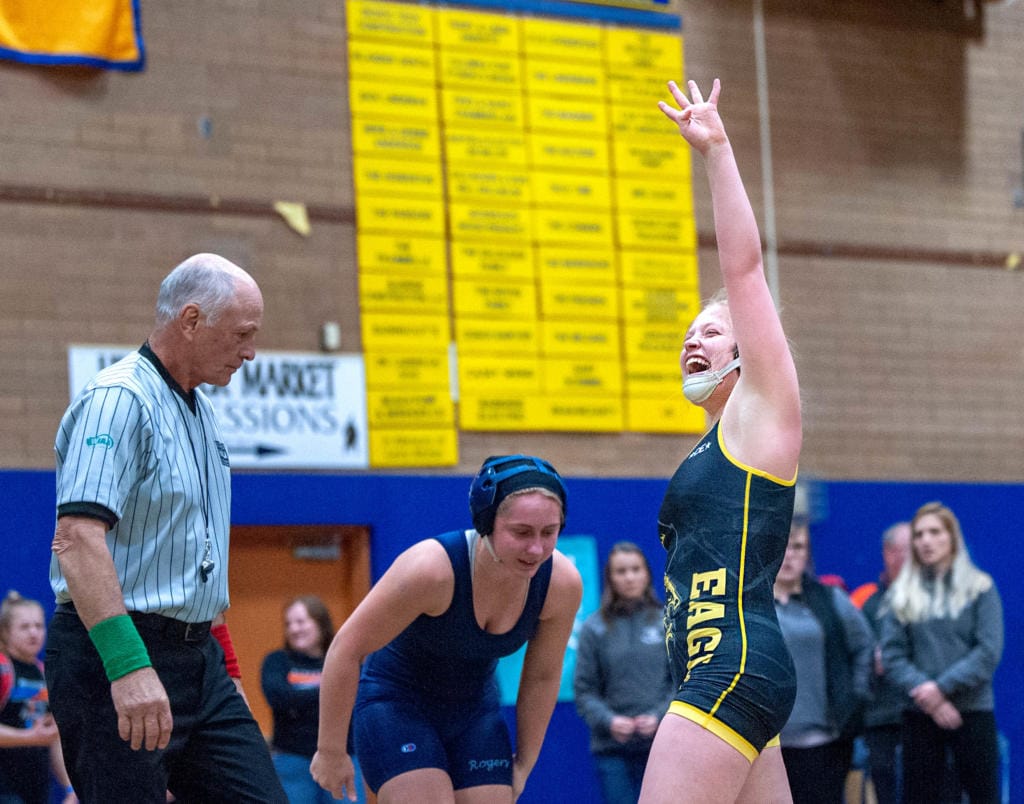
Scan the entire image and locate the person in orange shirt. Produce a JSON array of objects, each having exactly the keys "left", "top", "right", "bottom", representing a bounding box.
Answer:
[
  {"left": 850, "top": 523, "right": 911, "bottom": 610},
  {"left": 261, "top": 595, "right": 366, "bottom": 804}
]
